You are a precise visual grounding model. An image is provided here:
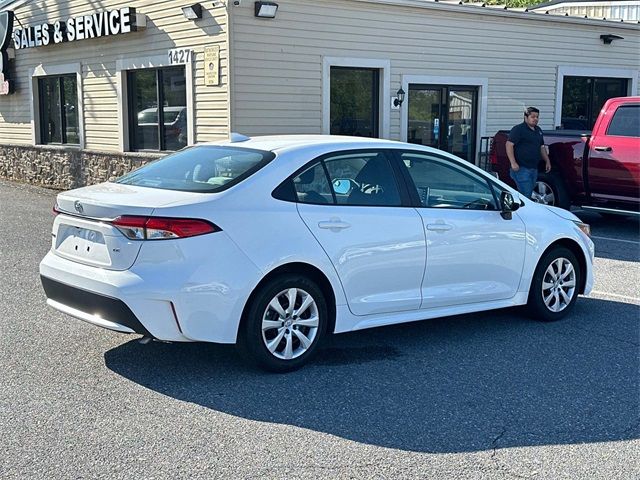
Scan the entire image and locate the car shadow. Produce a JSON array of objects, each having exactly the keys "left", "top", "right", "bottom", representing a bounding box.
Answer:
[{"left": 104, "top": 297, "right": 639, "bottom": 454}]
